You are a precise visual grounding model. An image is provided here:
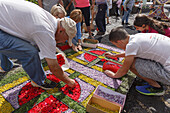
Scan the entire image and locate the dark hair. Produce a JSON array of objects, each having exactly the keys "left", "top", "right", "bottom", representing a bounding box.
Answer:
[
  {"left": 109, "top": 27, "right": 129, "bottom": 42},
  {"left": 134, "top": 14, "right": 170, "bottom": 35}
]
